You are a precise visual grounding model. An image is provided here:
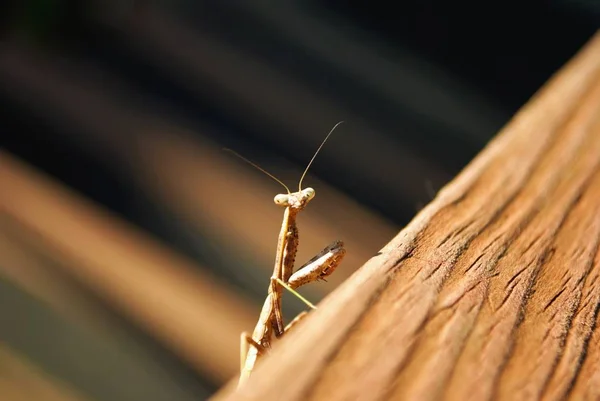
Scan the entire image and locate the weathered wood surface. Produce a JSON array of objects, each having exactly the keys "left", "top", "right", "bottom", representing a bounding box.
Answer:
[{"left": 215, "top": 33, "right": 600, "bottom": 401}]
